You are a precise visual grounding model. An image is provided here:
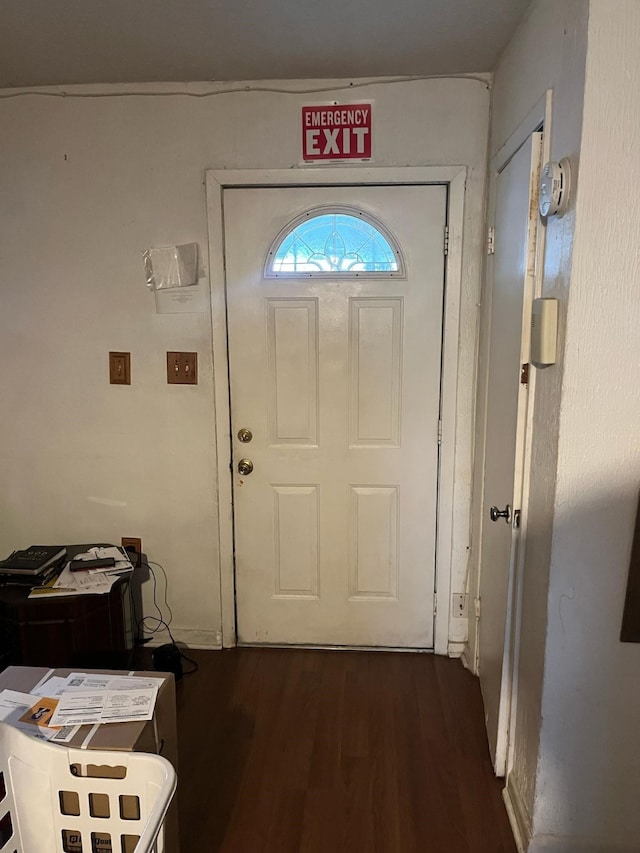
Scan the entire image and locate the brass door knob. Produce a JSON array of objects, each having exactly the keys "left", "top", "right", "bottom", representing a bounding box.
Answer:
[
  {"left": 237, "top": 428, "right": 253, "bottom": 443},
  {"left": 237, "top": 458, "right": 254, "bottom": 476}
]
